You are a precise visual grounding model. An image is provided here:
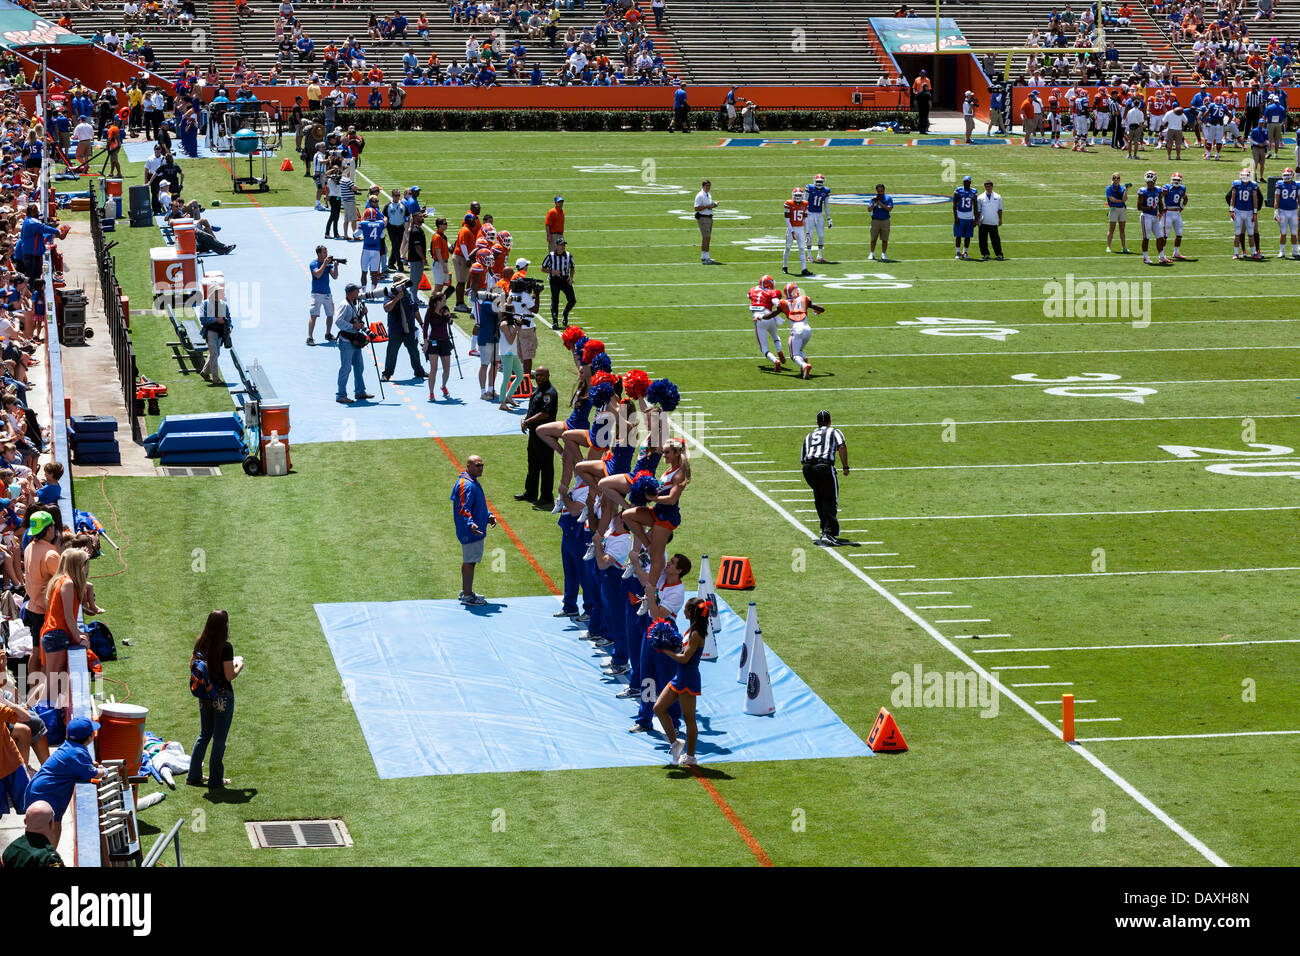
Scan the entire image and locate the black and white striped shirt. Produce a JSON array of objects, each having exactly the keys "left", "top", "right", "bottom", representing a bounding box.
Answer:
[
  {"left": 802, "top": 426, "right": 845, "bottom": 464},
  {"left": 542, "top": 250, "right": 574, "bottom": 279},
  {"left": 1245, "top": 89, "right": 1266, "bottom": 112}
]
